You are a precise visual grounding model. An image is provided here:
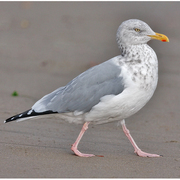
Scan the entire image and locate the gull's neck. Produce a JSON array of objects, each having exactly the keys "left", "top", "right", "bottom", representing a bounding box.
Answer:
[{"left": 119, "top": 43, "right": 152, "bottom": 60}]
